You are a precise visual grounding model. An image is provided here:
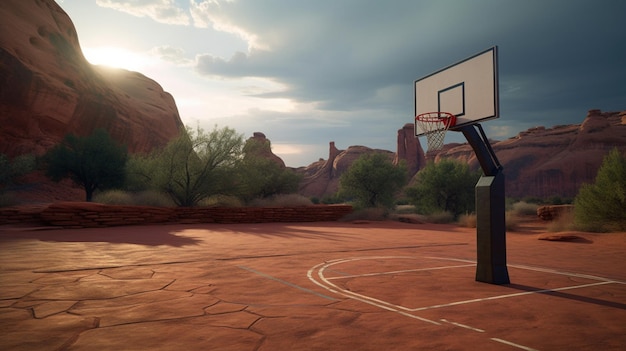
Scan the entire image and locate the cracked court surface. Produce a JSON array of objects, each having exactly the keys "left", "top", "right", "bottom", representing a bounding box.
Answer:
[{"left": 1, "top": 221, "right": 625, "bottom": 350}]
